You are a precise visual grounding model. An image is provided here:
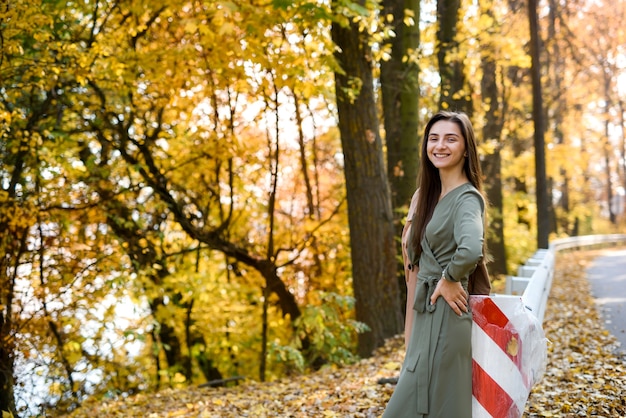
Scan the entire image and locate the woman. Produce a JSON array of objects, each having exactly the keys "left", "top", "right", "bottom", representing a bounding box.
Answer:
[{"left": 383, "top": 111, "right": 487, "bottom": 418}]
